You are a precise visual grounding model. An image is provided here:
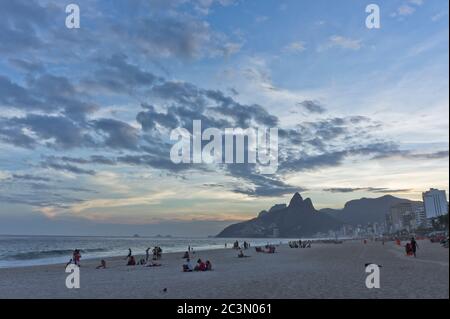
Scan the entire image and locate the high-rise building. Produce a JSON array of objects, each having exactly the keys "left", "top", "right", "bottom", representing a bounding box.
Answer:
[
  {"left": 388, "top": 202, "right": 426, "bottom": 232},
  {"left": 412, "top": 203, "right": 428, "bottom": 228},
  {"left": 422, "top": 188, "right": 448, "bottom": 219},
  {"left": 389, "top": 202, "right": 412, "bottom": 231}
]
